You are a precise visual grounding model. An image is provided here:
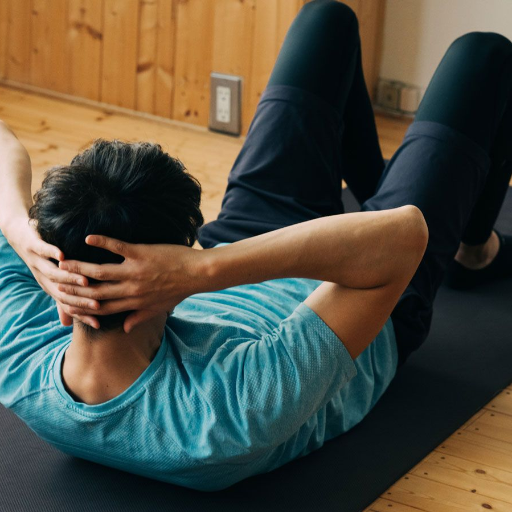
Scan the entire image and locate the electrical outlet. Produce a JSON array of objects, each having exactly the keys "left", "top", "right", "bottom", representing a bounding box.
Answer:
[
  {"left": 209, "top": 73, "right": 242, "bottom": 135},
  {"left": 376, "top": 79, "right": 423, "bottom": 115},
  {"left": 216, "top": 86, "right": 231, "bottom": 123},
  {"left": 377, "top": 80, "right": 401, "bottom": 110}
]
